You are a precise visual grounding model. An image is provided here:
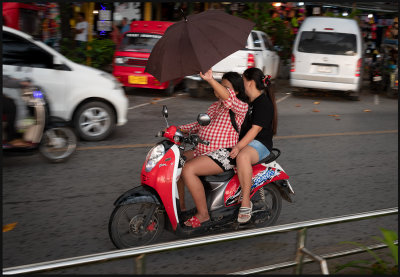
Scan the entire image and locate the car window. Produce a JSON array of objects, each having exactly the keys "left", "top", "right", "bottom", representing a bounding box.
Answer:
[
  {"left": 261, "top": 33, "right": 272, "bottom": 50},
  {"left": 3, "top": 32, "right": 54, "bottom": 68},
  {"left": 119, "top": 33, "right": 162, "bottom": 52},
  {"left": 298, "top": 31, "right": 357, "bottom": 55},
  {"left": 251, "top": 32, "right": 262, "bottom": 48}
]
